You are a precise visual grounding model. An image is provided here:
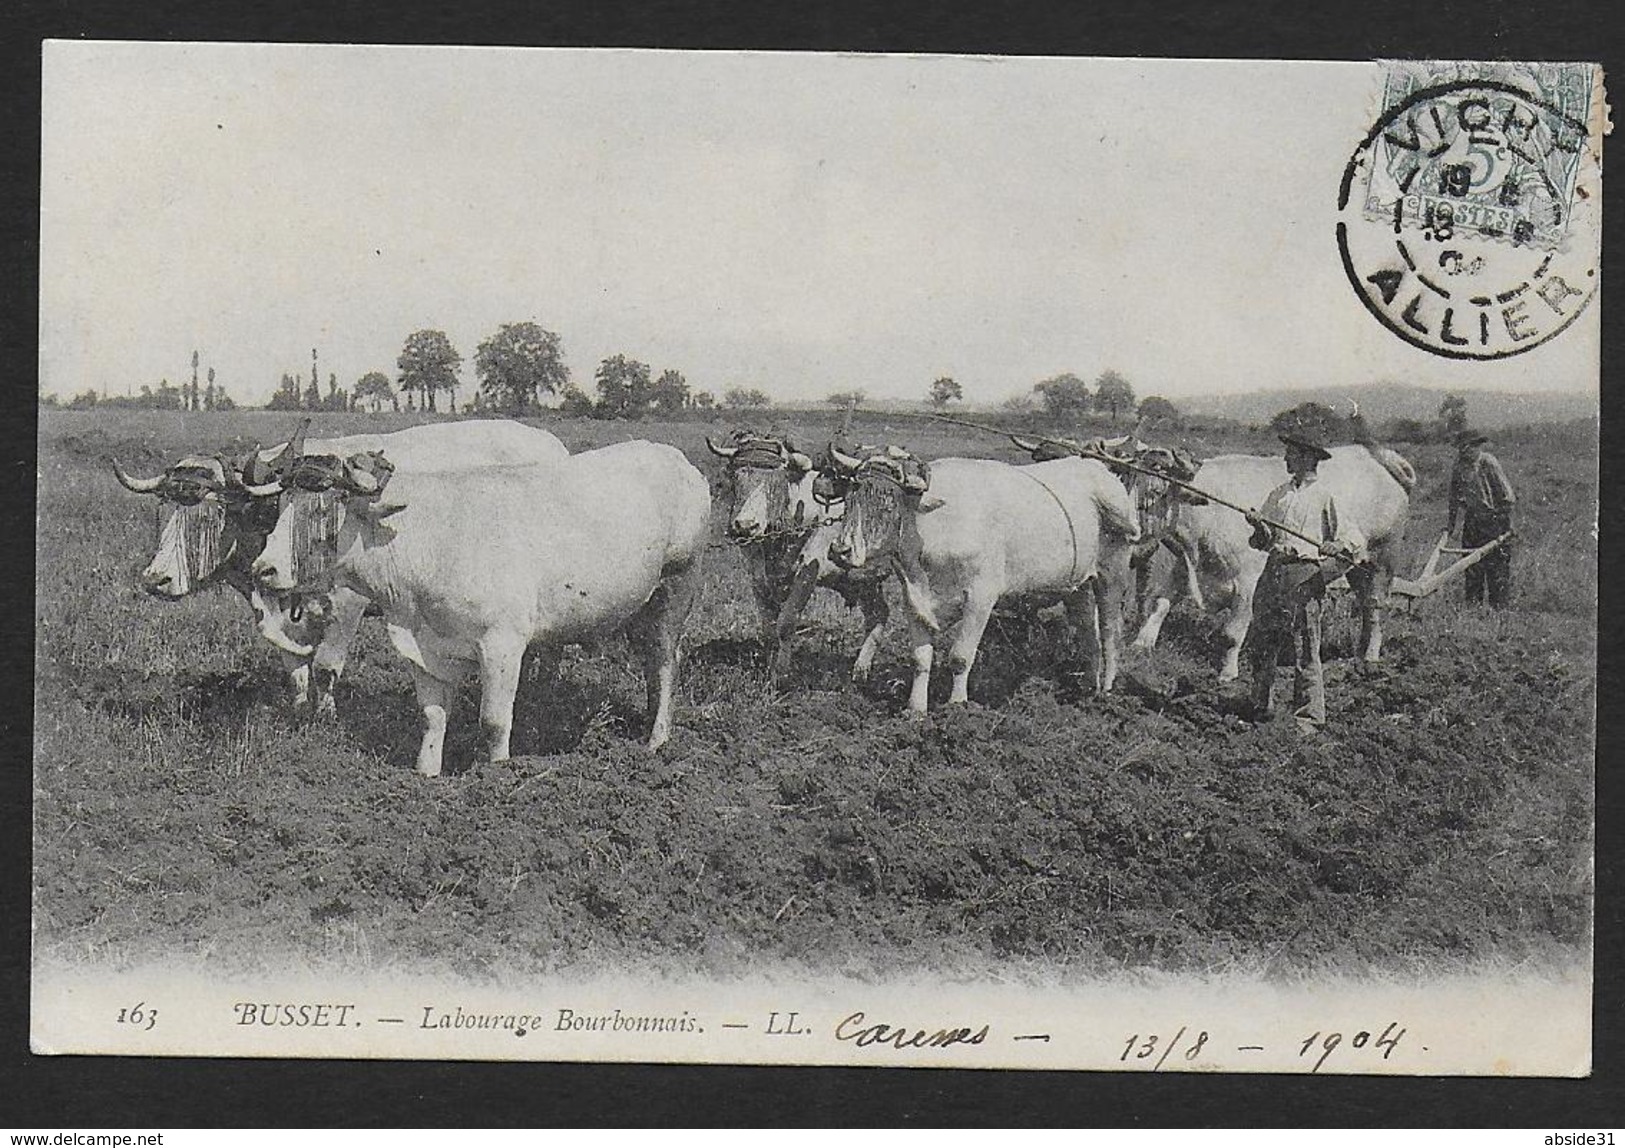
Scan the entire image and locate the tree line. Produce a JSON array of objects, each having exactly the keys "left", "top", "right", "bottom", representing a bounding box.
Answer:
[{"left": 48, "top": 350, "right": 238, "bottom": 411}]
